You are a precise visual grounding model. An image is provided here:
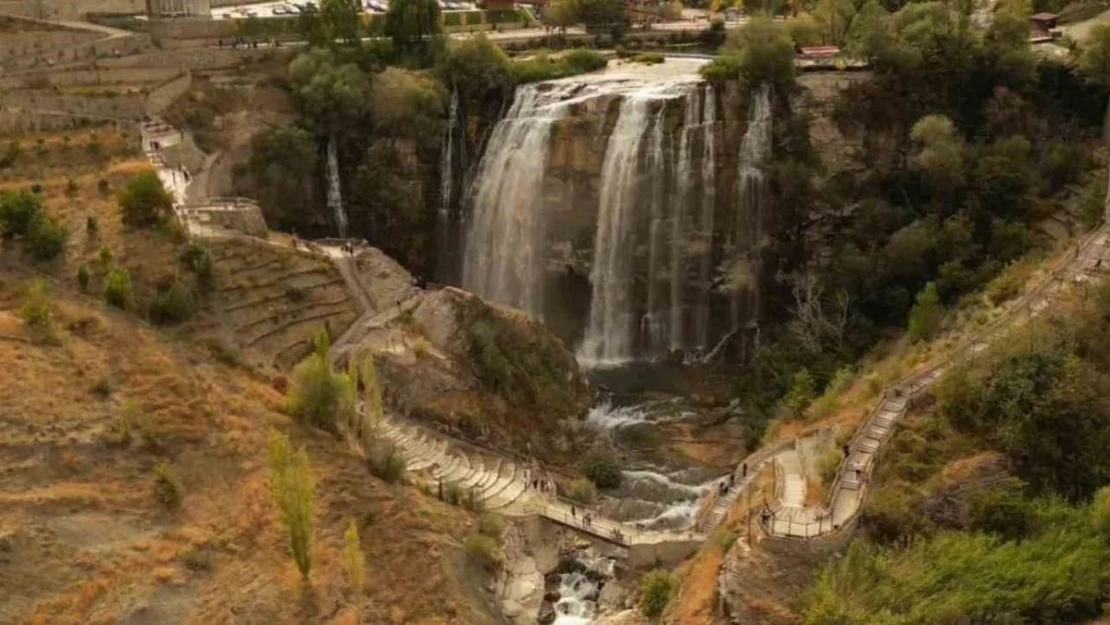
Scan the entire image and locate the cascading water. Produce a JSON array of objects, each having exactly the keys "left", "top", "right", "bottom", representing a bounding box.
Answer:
[
  {"left": 694, "top": 85, "right": 717, "bottom": 353},
  {"left": 578, "top": 95, "right": 657, "bottom": 366},
  {"left": 438, "top": 89, "right": 459, "bottom": 257},
  {"left": 642, "top": 106, "right": 669, "bottom": 356},
  {"left": 730, "top": 84, "right": 772, "bottom": 332},
  {"left": 551, "top": 572, "right": 600, "bottom": 625},
  {"left": 326, "top": 135, "right": 348, "bottom": 238},
  {"left": 462, "top": 83, "right": 581, "bottom": 316}
]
